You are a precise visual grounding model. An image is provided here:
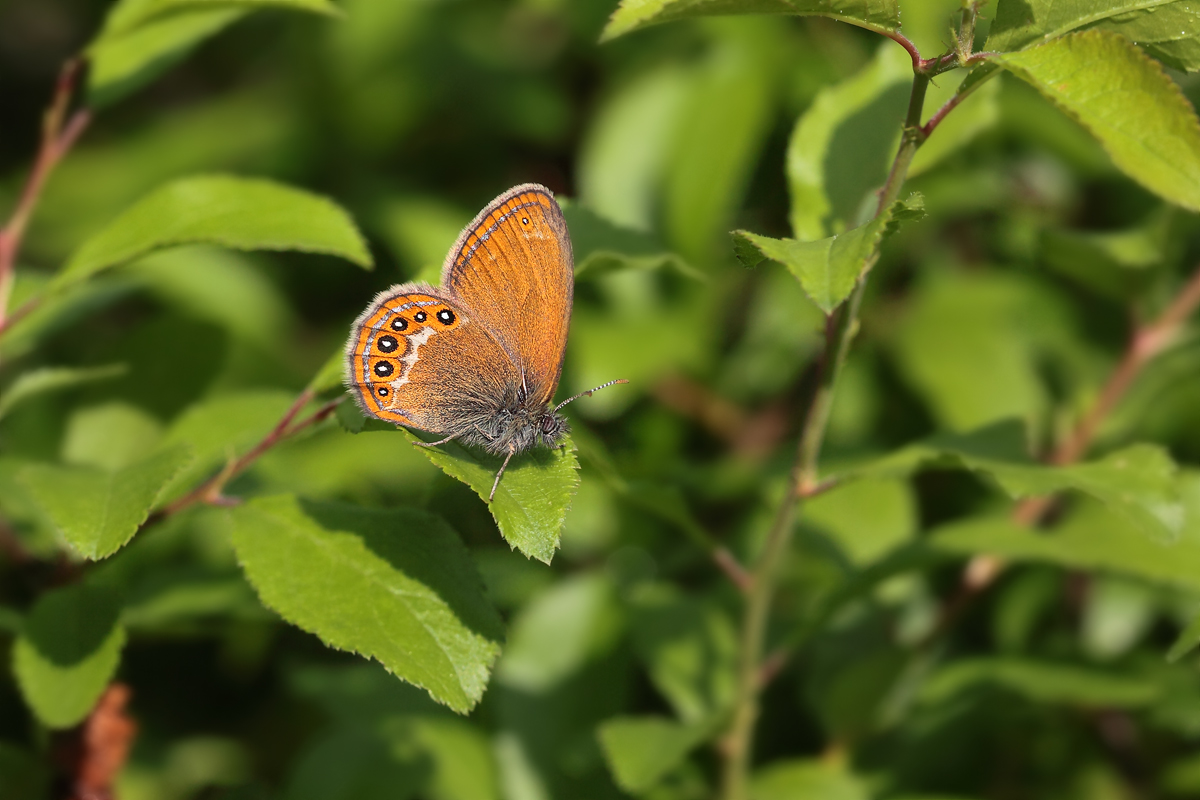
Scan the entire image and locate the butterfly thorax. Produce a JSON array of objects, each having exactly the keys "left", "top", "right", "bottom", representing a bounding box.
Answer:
[{"left": 453, "top": 387, "right": 569, "bottom": 456}]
